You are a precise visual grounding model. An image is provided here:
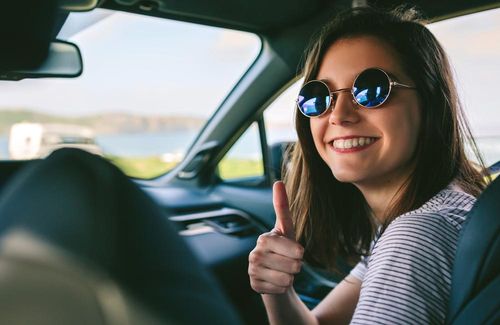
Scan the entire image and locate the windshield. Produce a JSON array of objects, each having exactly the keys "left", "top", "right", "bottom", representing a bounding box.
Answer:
[{"left": 0, "top": 9, "right": 260, "bottom": 179}]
